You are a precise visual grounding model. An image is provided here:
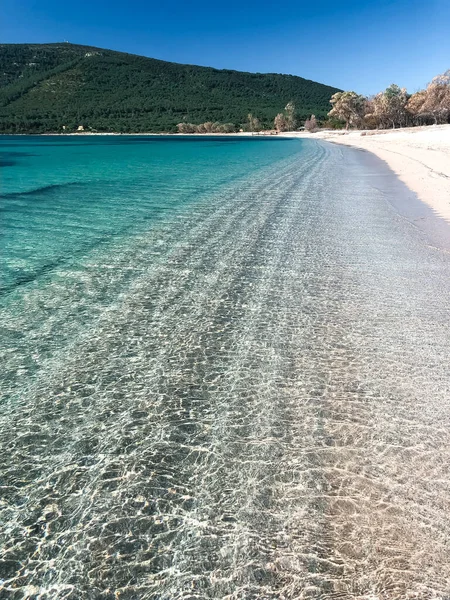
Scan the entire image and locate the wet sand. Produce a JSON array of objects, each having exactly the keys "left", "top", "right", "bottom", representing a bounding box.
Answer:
[{"left": 288, "top": 125, "right": 450, "bottom": 226}]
